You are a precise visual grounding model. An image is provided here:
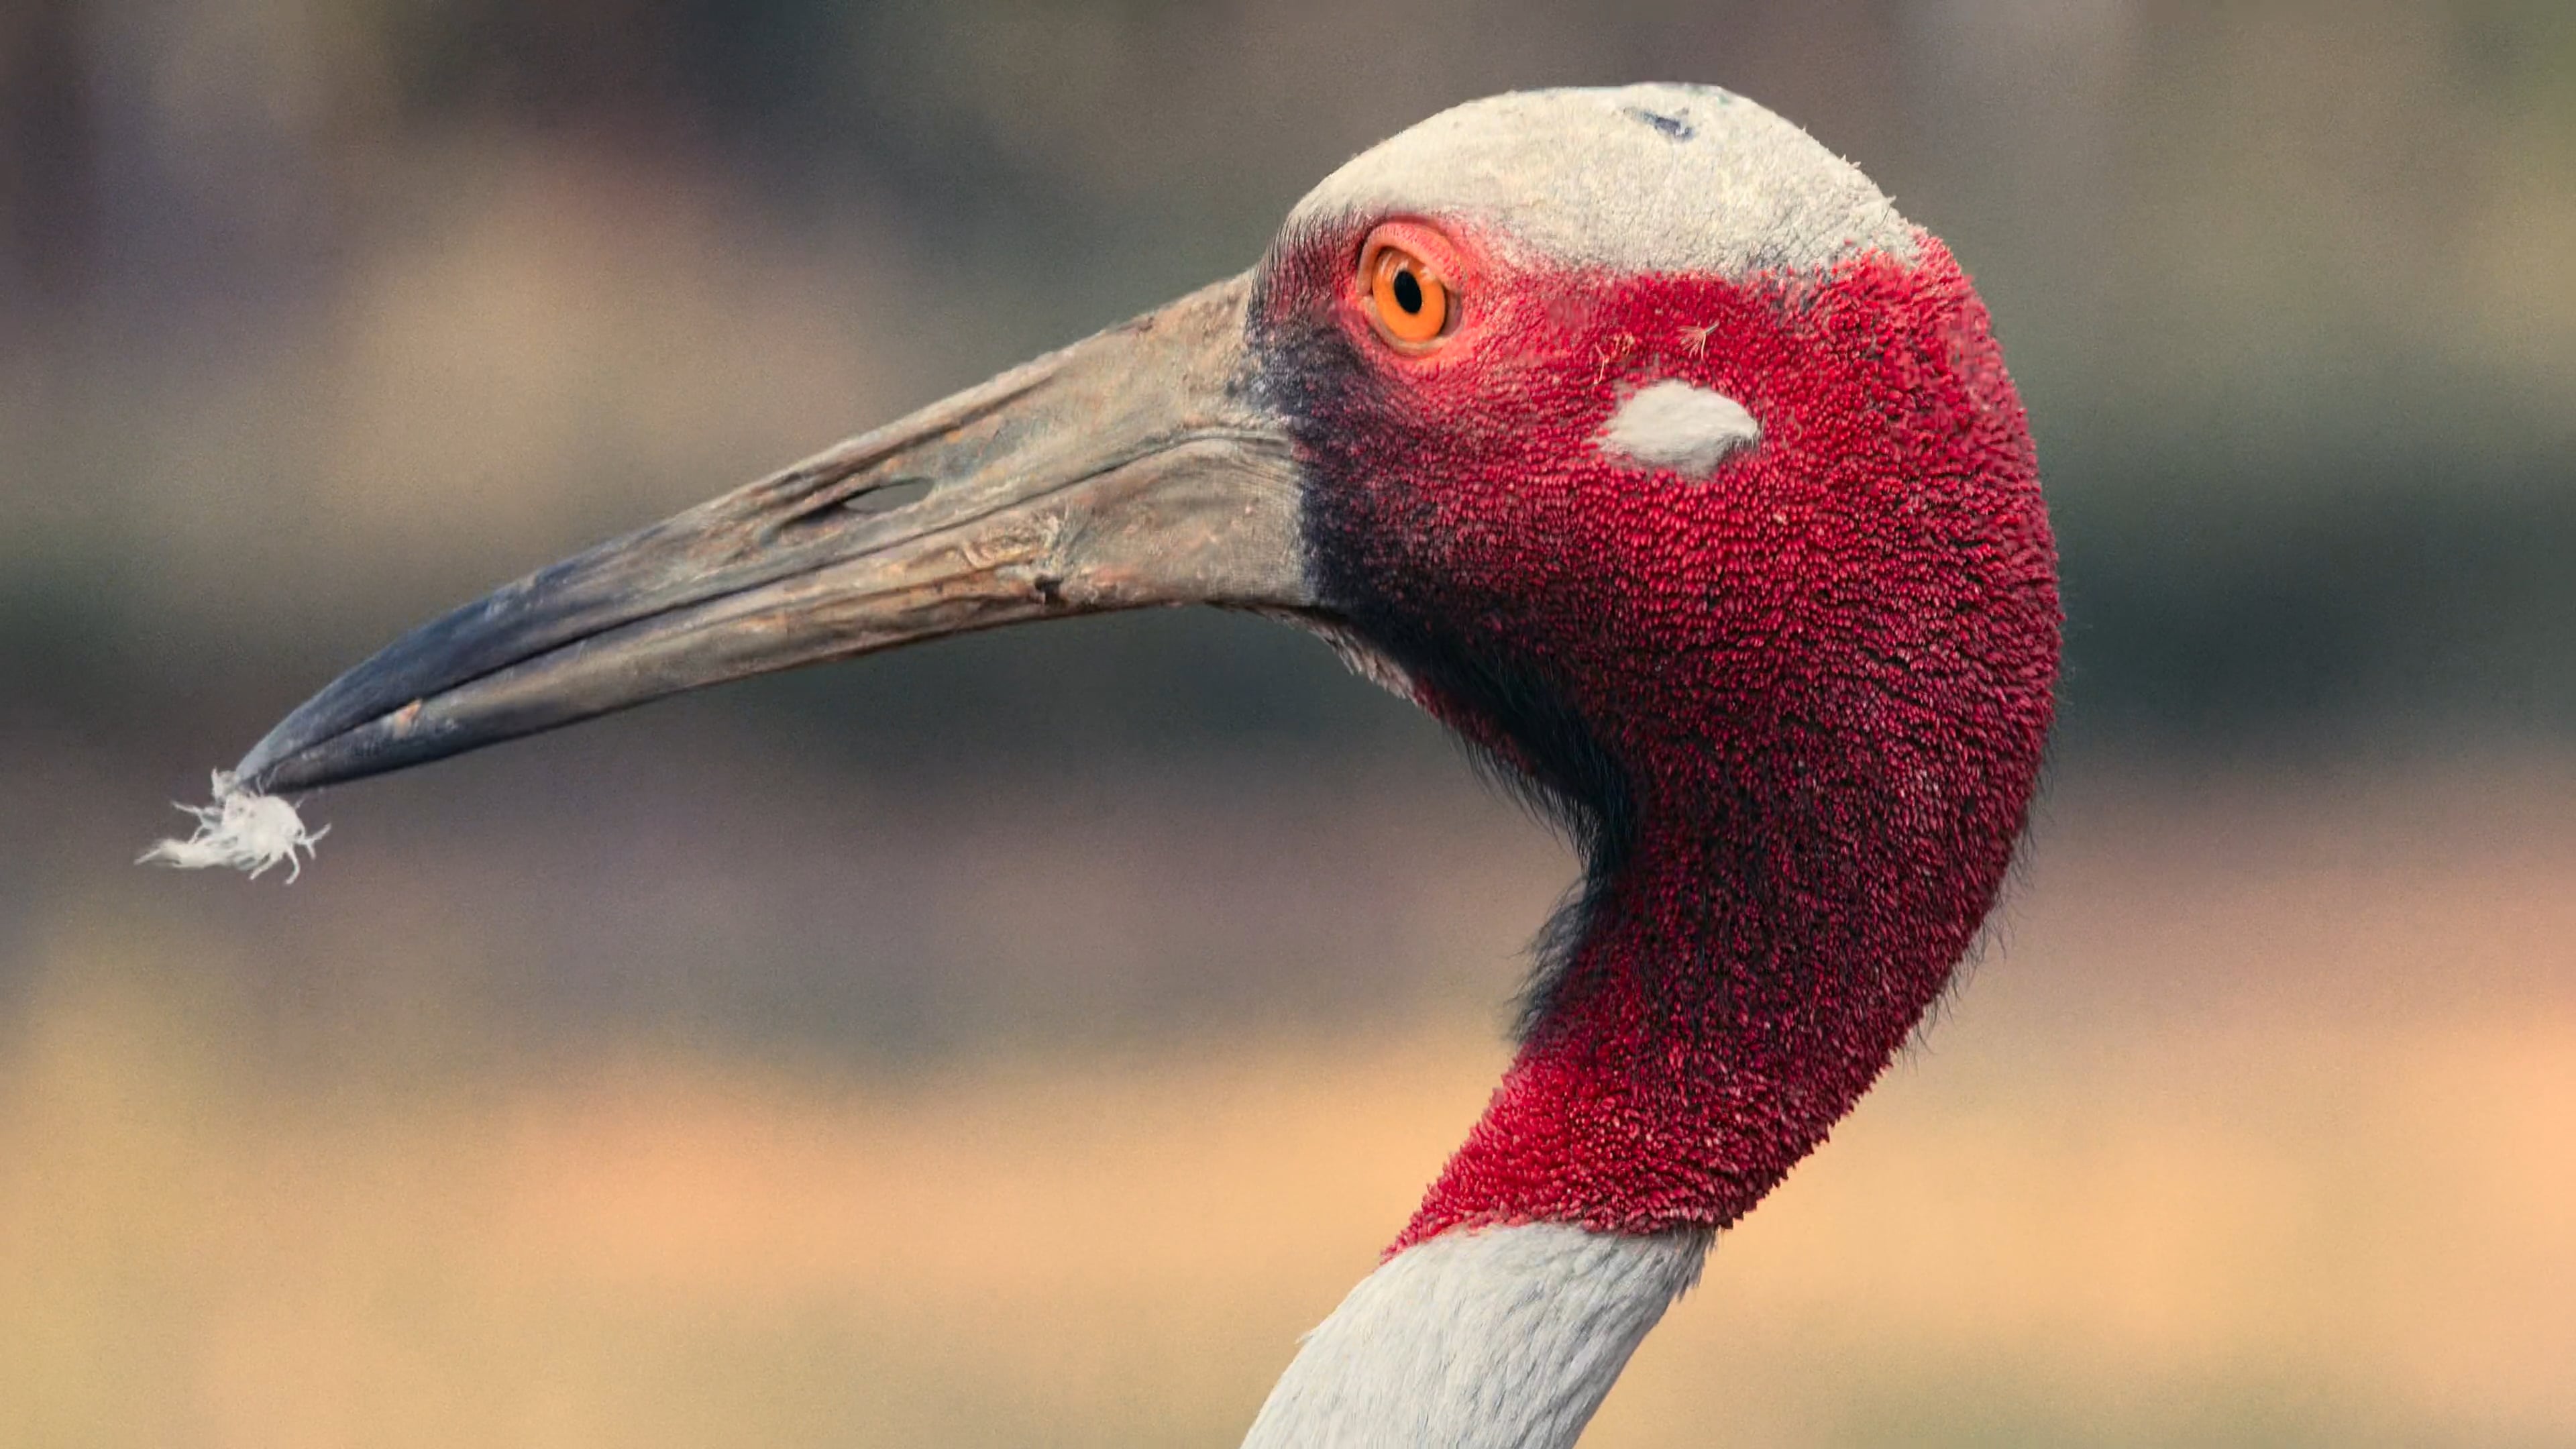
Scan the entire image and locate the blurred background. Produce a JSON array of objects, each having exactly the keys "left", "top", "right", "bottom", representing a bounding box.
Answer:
[{"left": 2, "top": 2, "right": 2571, "bottom": 1445}]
